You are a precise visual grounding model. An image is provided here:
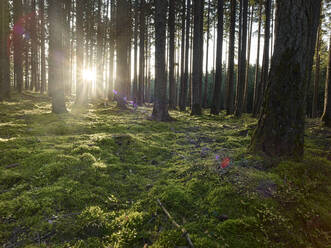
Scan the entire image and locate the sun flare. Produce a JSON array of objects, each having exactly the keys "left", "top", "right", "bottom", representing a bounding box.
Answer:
[{"left": 82, "top": 69, "right": 96, "bottom": 81}]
